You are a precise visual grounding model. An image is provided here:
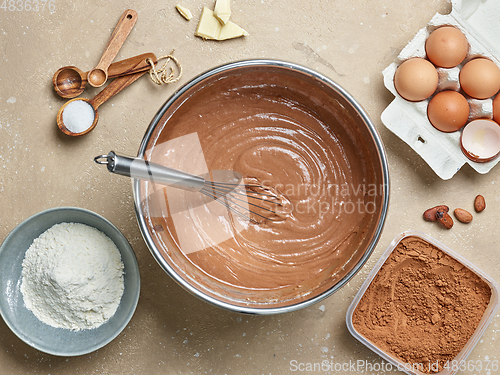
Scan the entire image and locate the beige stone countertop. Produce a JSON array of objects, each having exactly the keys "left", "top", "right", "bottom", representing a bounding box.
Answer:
[{"left": 1, "top": 0, "right": 499, "bottom": 374}]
